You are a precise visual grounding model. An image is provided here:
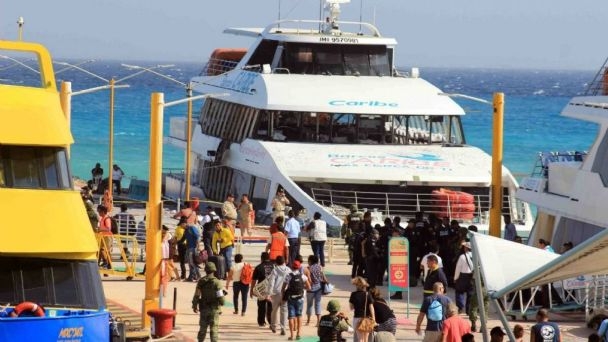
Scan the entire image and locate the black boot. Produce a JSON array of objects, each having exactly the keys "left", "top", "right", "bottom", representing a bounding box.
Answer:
[{"left": 390, "top": 291, "right": 403, "bottom": 300}]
